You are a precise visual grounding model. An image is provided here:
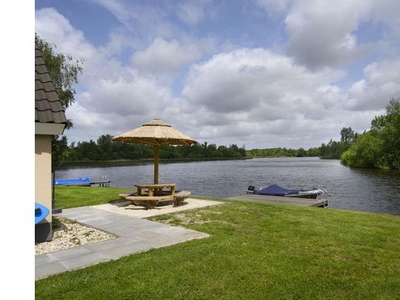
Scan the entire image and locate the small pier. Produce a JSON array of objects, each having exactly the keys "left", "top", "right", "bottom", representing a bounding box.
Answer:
[
  {"left": 228, "top": 194, "right": 328, "bottom": 208},
  {"left": 89, "top": 180, "right": 111, "bottom": 187}
]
